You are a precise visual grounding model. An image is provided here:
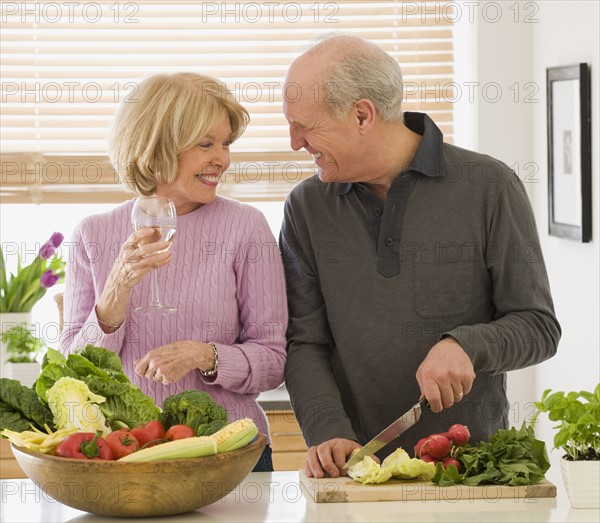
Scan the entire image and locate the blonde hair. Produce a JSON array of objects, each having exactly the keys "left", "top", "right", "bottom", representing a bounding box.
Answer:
[{"left": 109, "top": 73, "right": 249, "bottom": 195}]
